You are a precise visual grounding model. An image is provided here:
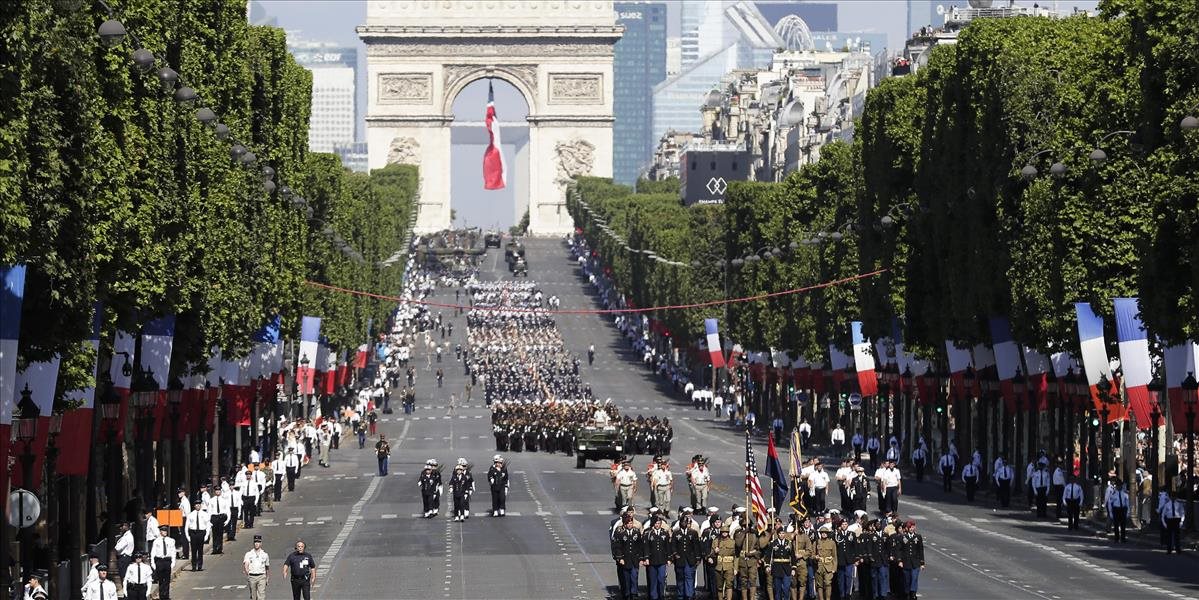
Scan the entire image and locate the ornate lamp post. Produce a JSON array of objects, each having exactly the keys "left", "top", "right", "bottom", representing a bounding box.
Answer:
[
  {"left": 1097, "top": 373, "right": 1113, "bottom": 479},
  {"left": 1013, "top": 369, "right": 1027, "bottom": 473},
  {"left": 130, "top": 368, "right": 159, "bottom": 551},
  {"left": 12, "top": 385, "right": 39, "bottom": 586},
  {"left": 961, "top": 366, "right": 975, "bottom": 455},
  {"left": 1181, "top": 371, "right": 1197, "bottom": 531},
  {"left": 1146, "top": 376, "right": 1164, "bottom": 526},
  {"left": 938, "top": 367, "right": 951, "bottom": 453}
]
